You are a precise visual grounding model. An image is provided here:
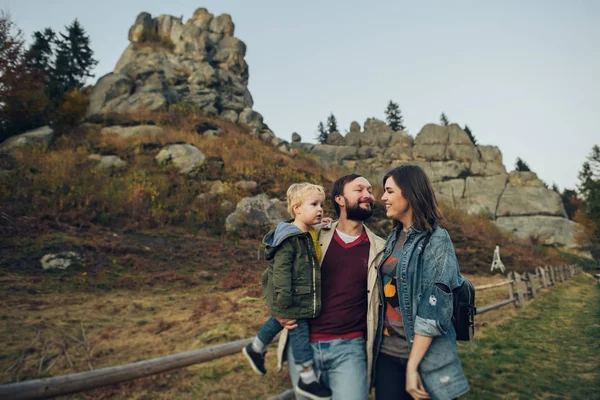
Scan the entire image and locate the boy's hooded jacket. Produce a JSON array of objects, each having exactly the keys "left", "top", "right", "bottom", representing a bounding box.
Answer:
[{"left": 261, "top": 221, "right": 322, "bottom": 319}]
